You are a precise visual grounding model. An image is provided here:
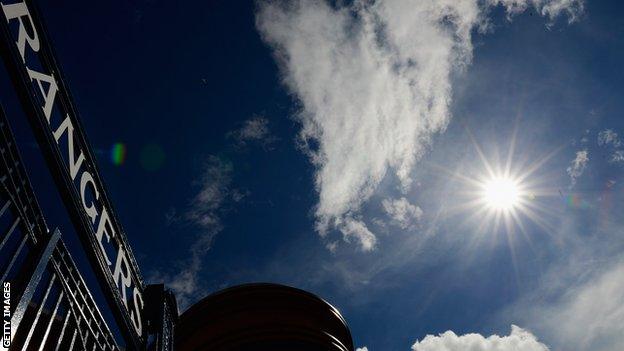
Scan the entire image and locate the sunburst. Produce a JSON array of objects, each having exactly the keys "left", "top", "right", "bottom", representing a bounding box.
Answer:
[
  {"left": 481, "top": 176, "right": 522, "bottom": 211},
  {"left": 431, "top": 120, "right": 562, "bottom": 250}
]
